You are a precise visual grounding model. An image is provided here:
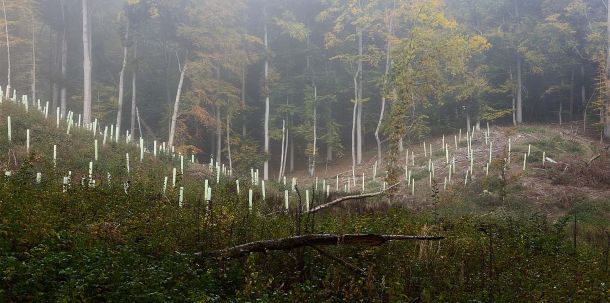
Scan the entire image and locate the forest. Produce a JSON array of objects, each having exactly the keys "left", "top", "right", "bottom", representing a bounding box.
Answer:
[{"left": 0, "top": 0, "right": 609, "bottom": 302}]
